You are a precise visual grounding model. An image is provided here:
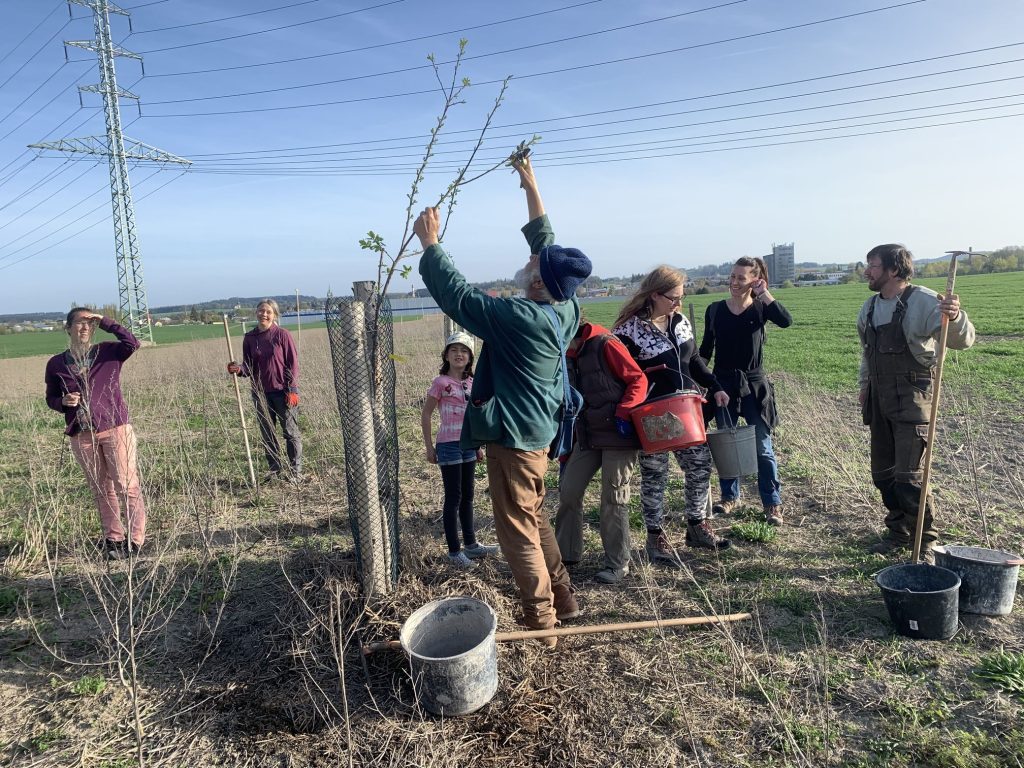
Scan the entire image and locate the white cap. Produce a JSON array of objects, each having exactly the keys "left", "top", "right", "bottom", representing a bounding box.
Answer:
[{"left": 444, "top": 331, "right": 474, "bottom": 354}]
